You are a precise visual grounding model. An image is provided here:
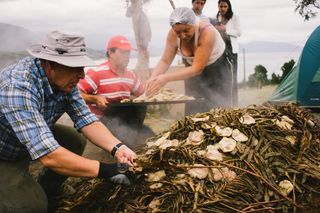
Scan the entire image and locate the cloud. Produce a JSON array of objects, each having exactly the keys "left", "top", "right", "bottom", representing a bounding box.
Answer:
[{"left": 0, "top": 0, "right": 319, "bottom": 51}]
